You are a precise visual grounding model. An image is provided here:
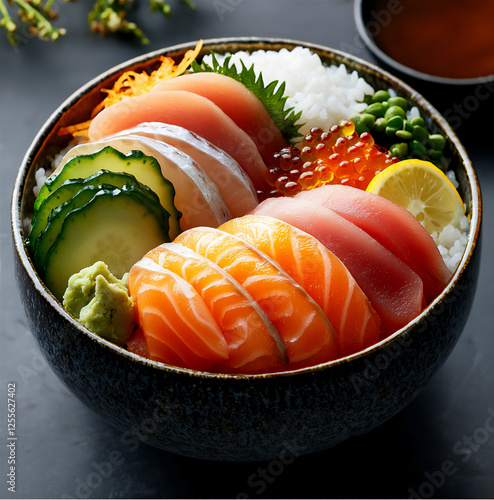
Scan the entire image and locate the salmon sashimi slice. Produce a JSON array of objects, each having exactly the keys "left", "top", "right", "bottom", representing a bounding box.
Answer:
[
  {"left": 219, "top": 215, "right": 381, "bottom": 357},
  {"left": 175, "top": 227, "right": 339, "bottom": 369},
  {"left": 151, "top": 73, "right": 289, "bottom": 164},
  {"left": 108, "top": 122, "right": 259, "bottom": 218},
  {"left": 88, "top": 90, "right": 271, "bottom": 192},
  {"left": 145, "top": 242, "right": 286, "bottom": 373},
  {"left": 252, "top": 197, "right": 425, "bottom": 336},
  {"left": 296, "top": 185, "right": 452, "bottom": 303},
  {"left": 128, "top": 257, "right": 229, "bottom": 371}
]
